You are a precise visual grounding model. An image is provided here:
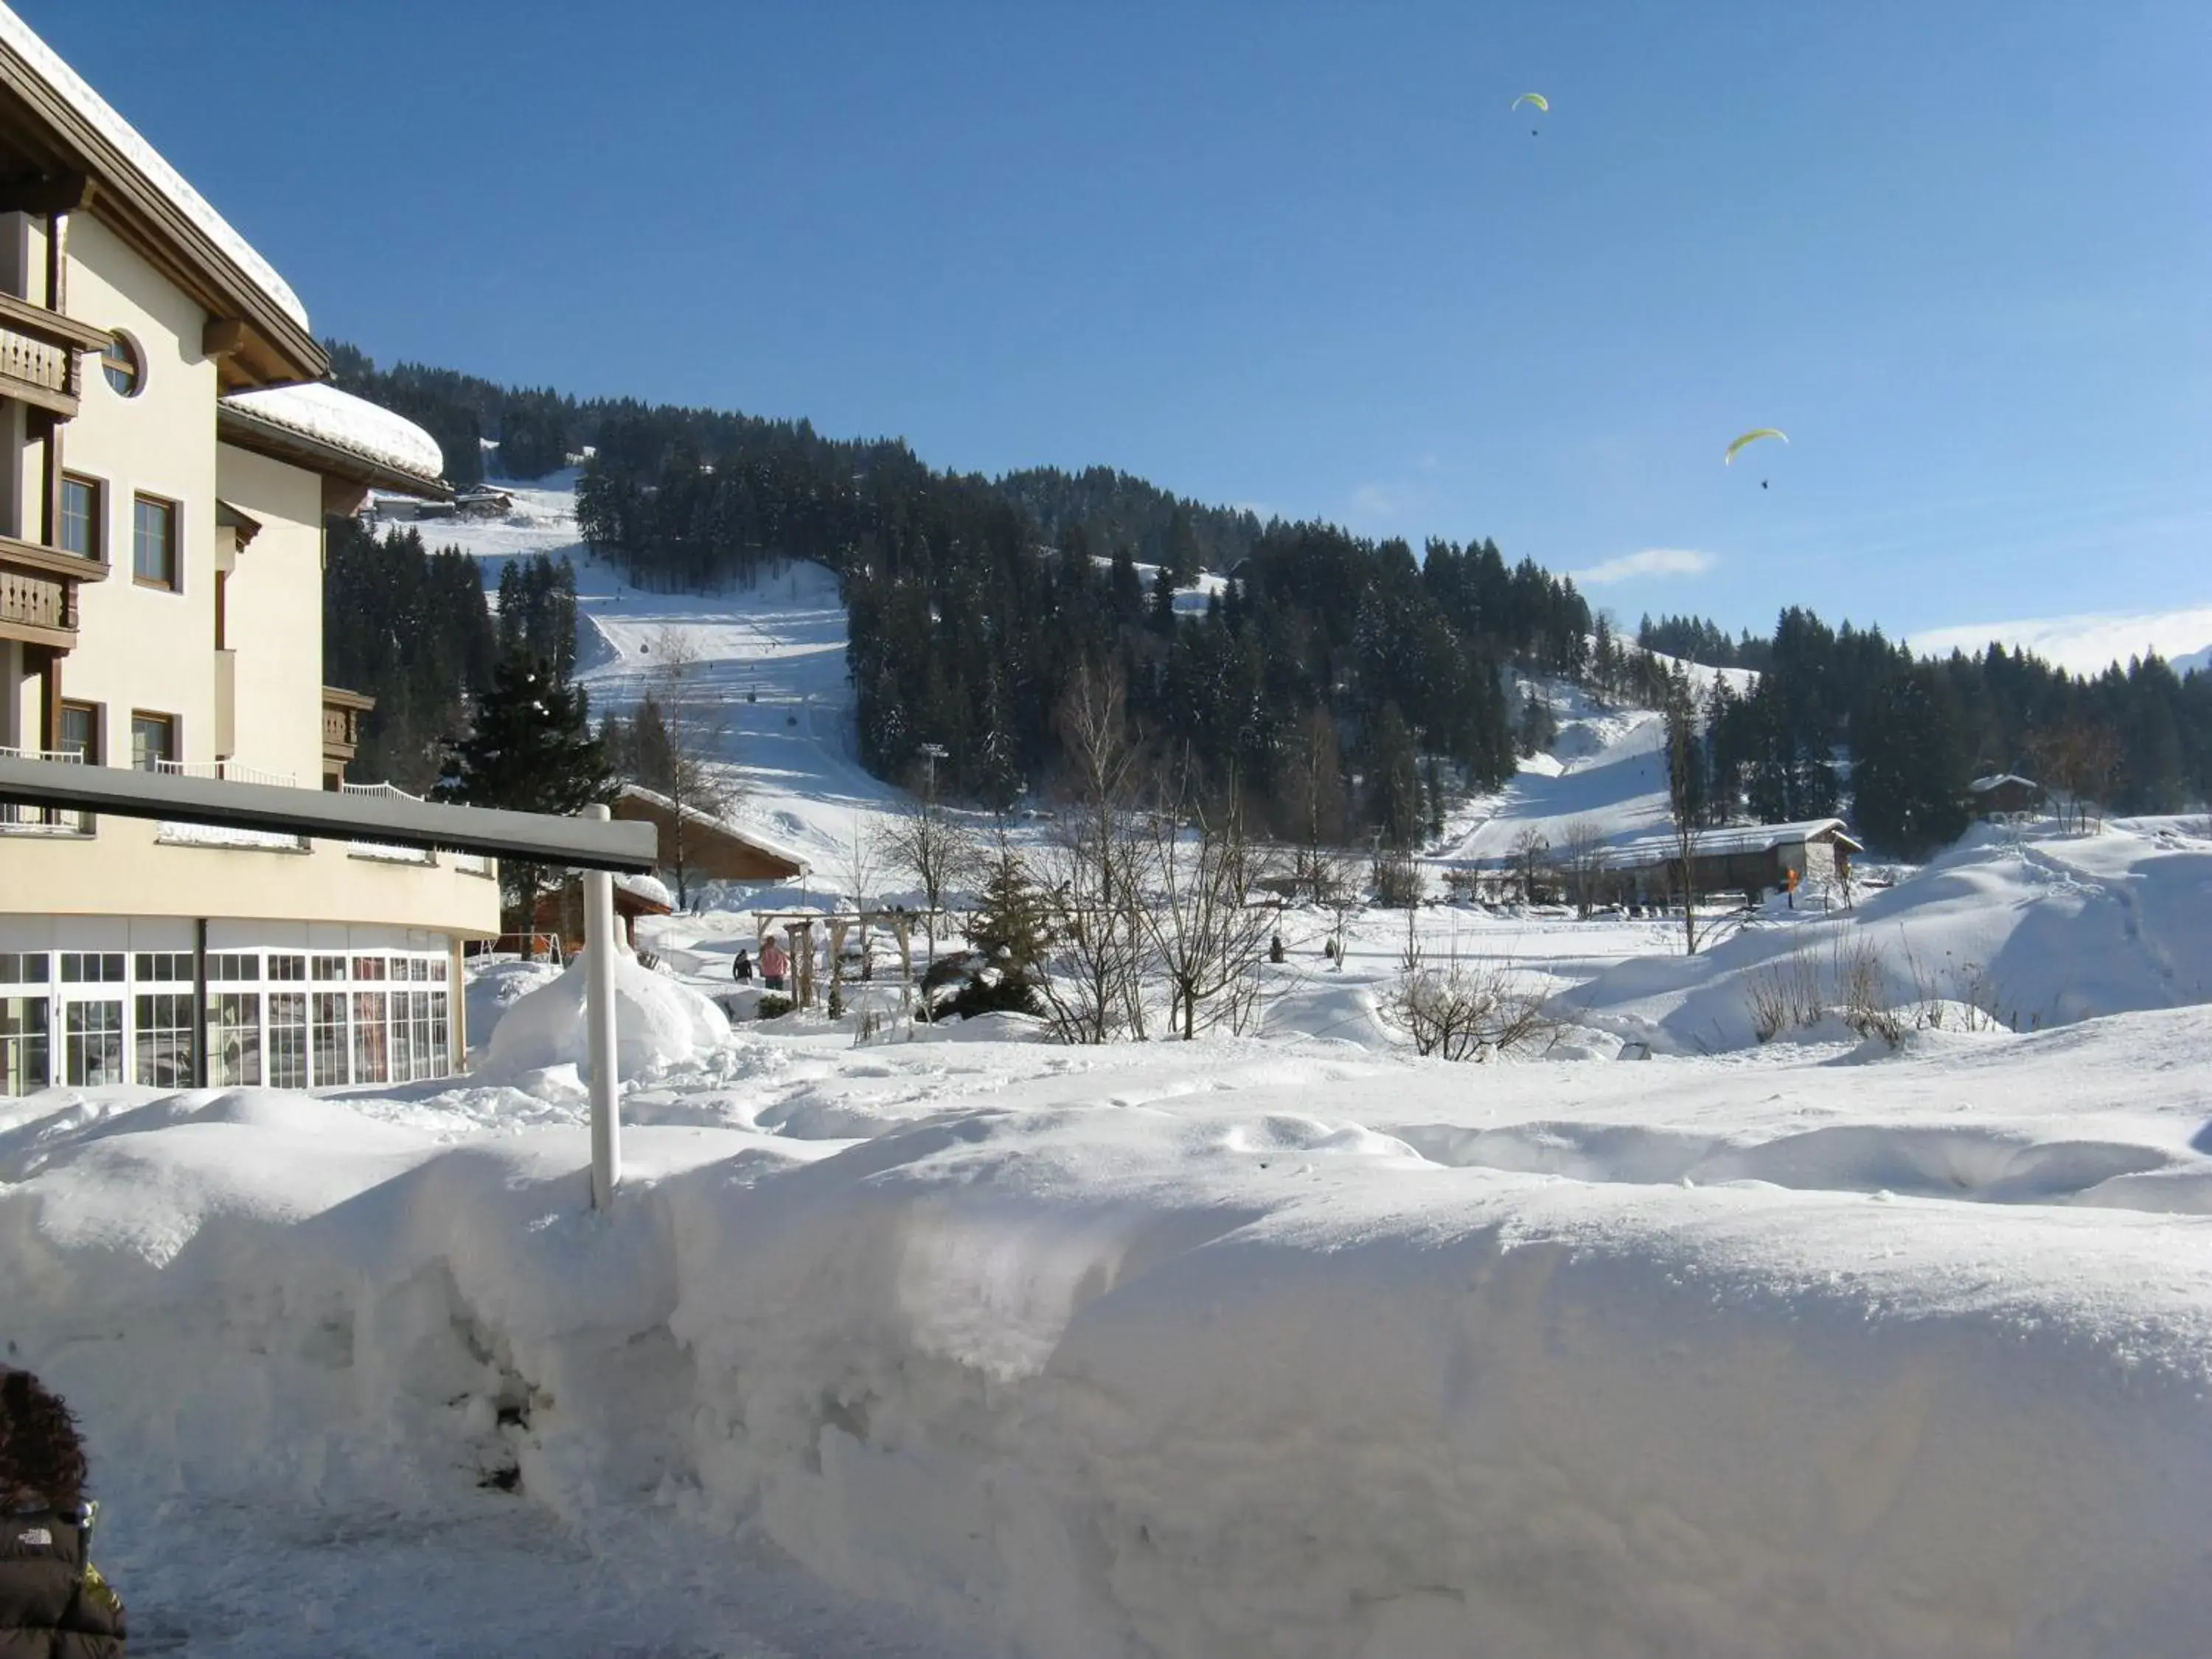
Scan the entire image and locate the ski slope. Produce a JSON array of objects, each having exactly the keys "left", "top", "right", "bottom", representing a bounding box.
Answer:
[
  {"left": 403, "top": 473, "right": 900, "bottom": 876},
  {"left": 1437, "top": 667, "right": 1751, "bottom": 869}
]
